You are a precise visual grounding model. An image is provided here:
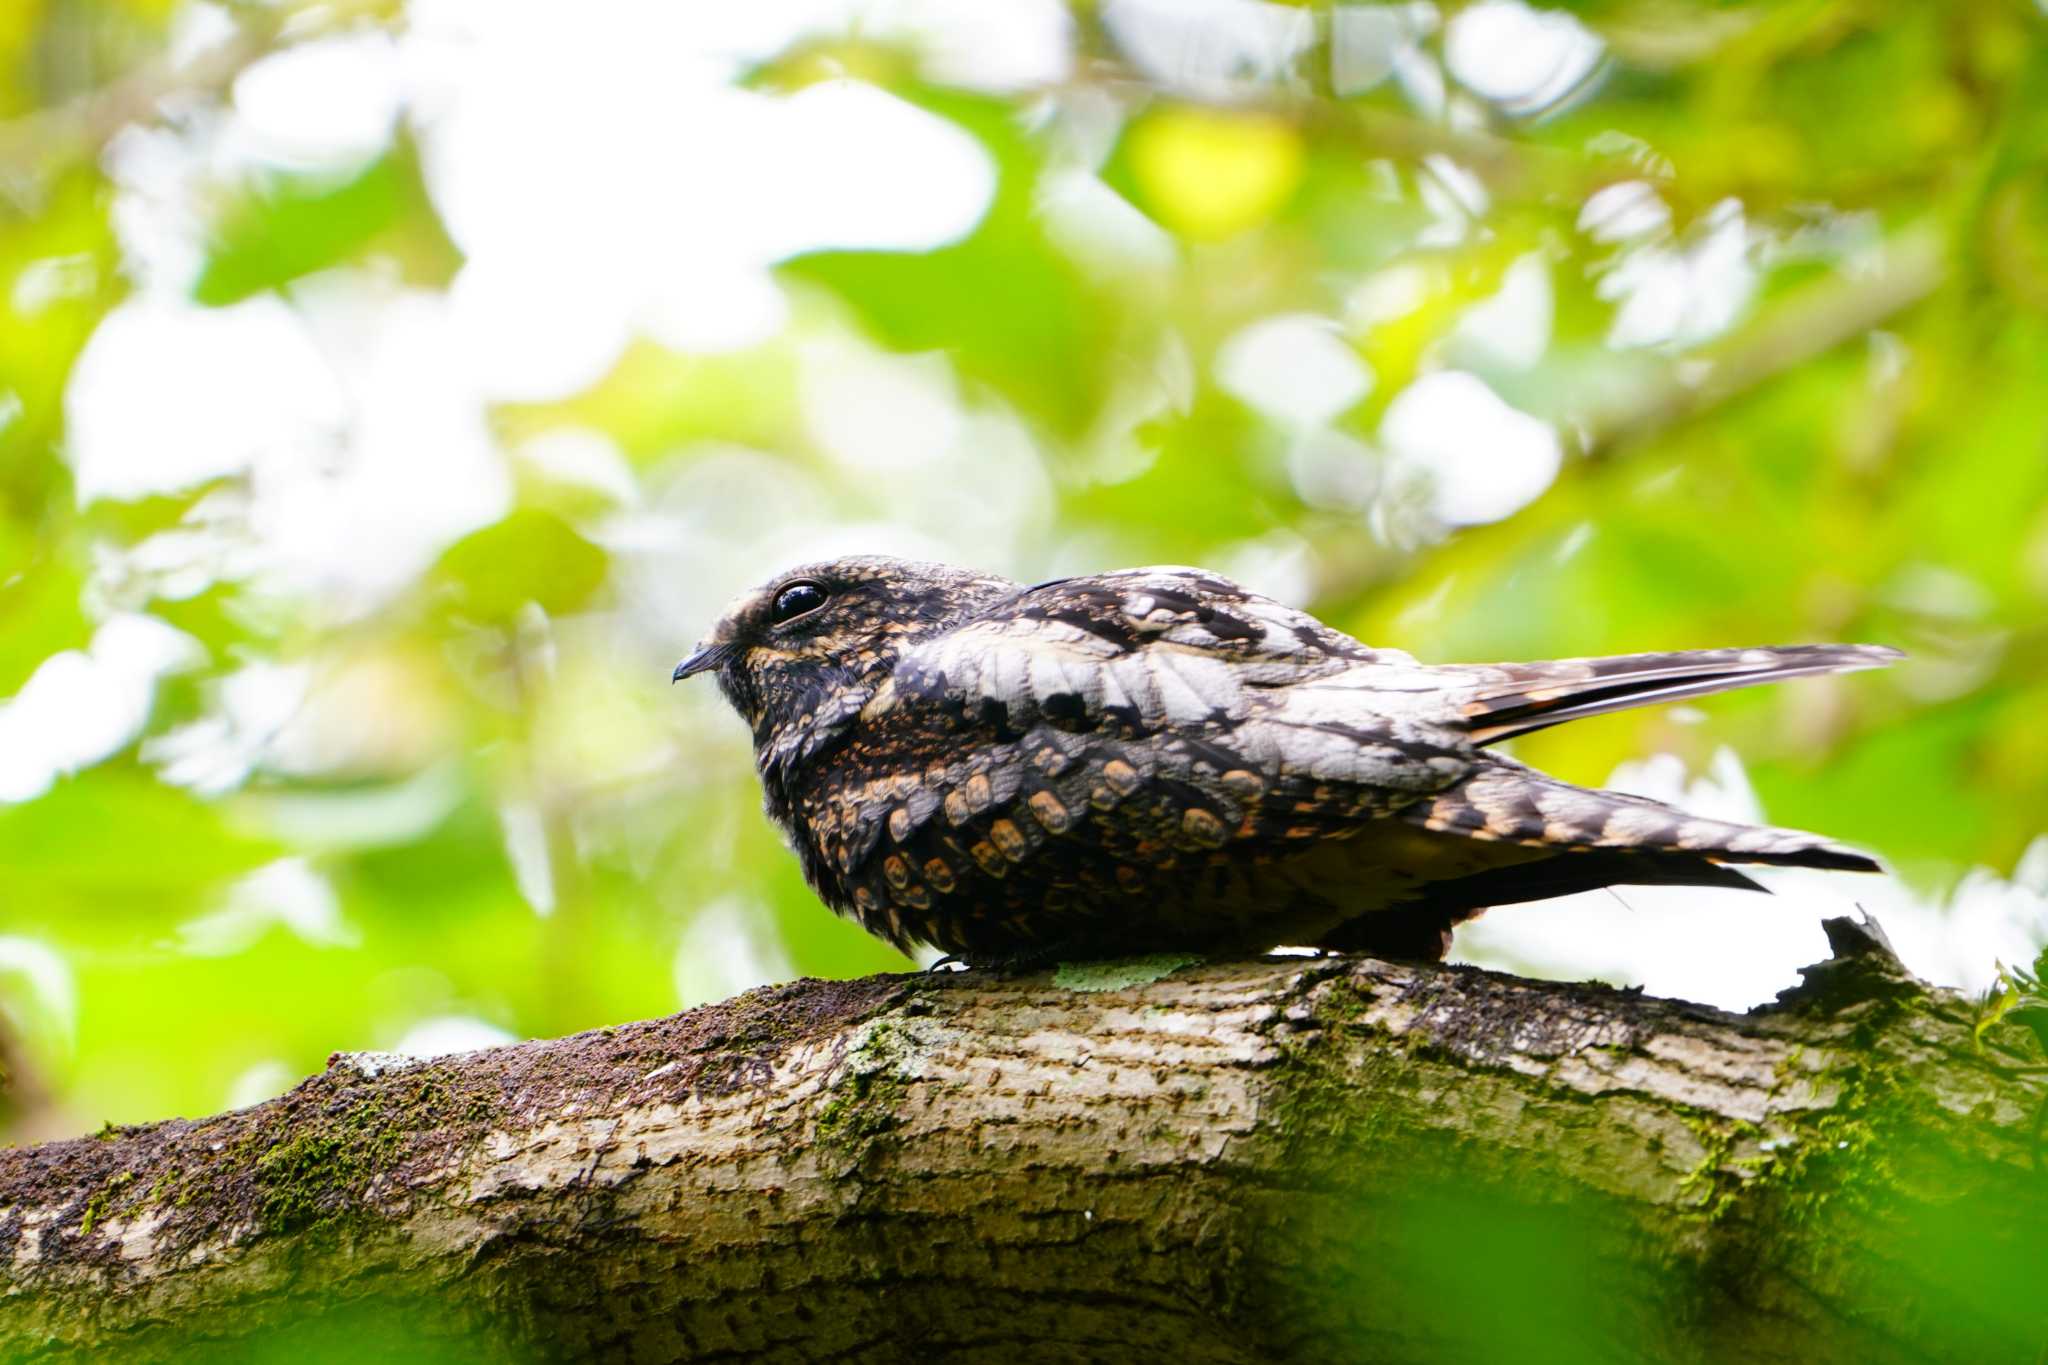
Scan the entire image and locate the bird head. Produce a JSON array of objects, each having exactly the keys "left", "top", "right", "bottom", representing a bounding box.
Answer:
[{"left": 674, "top": 555, "right": 1015, "bottom": 753}]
